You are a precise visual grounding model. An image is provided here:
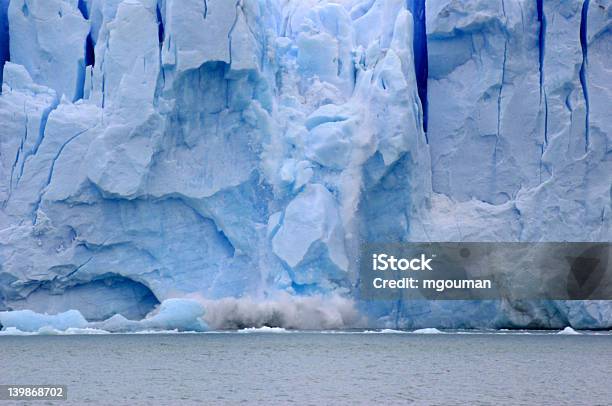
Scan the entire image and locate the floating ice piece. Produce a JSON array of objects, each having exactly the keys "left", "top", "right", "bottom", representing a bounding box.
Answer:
[
  {"left": 0, "top": 299, "right": 207, "bottom": 333},
  {"left": 141, "top": 298, "right": 208, "bottom": 332},
  {"left": 0, "top": 309, "right": 87, "bottom": 332},
  {"left": 0, "top": 327, "right": 37, "bottom": 335},
  {"left": 91, "top": 299, "right": 208, "bottom": 332},
  {"left": 412, "top": 328, "right": 444, "bottom": 334},
  {"left": 557, "top": 326, "right": 581, "bottom": 335}
]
